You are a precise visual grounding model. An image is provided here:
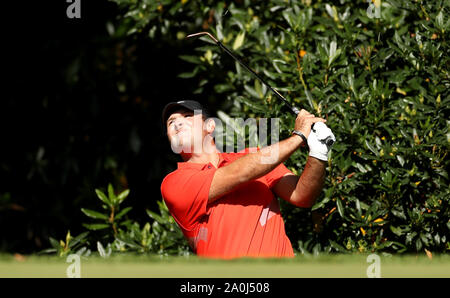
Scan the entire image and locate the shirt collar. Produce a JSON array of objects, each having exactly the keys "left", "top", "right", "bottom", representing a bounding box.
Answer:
[{"left": 177, "top": 152, "right": 230, "bottom": 170}]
